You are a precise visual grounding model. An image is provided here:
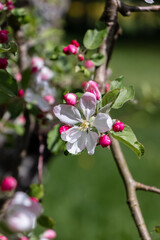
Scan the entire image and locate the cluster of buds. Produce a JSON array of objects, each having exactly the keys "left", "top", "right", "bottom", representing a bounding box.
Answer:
[
  {"left": 63, "top": 39, "right": 94, "bottom": 70},
  {"left": 0, "top": 30, "right": 9, "bottom": 69},
  {"left": 56, "top": 80, "right": 125, "bottom": 154}
]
